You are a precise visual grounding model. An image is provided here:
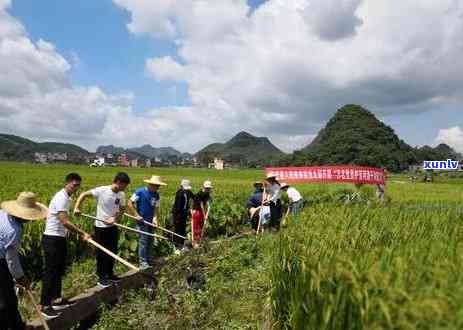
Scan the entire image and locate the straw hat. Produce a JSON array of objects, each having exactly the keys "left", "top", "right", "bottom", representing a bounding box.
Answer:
[
  {"left": 144, "top": 175, "right": 167, "bottom": 186},
  {"left": 181, "top": 179, "right": 192, "bottom": 190},
  {"left": 203, "top": 180, "right": 213, "bottom": 189},
  {"left": 266, "top": 173, "right": 278, "bottom": 180},
  {"left": 1, "top": 192, "right": 48, "bottom": 221}
]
